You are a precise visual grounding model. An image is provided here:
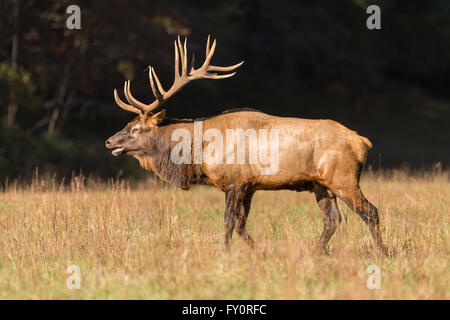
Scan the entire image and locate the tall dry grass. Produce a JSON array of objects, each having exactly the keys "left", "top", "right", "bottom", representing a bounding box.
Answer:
[{"left": 0, "top": 168, "right": 448, "bottom": 299}]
